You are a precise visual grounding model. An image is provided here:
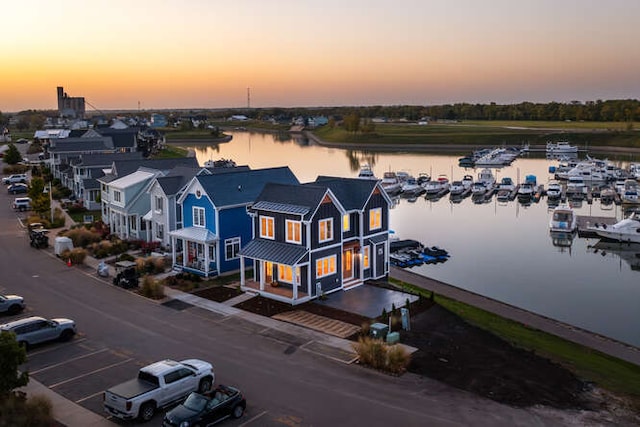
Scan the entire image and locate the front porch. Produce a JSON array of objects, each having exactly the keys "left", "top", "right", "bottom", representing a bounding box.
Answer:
[{"left": 241, "top": 279, "right": 311, "bottom": 305}]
